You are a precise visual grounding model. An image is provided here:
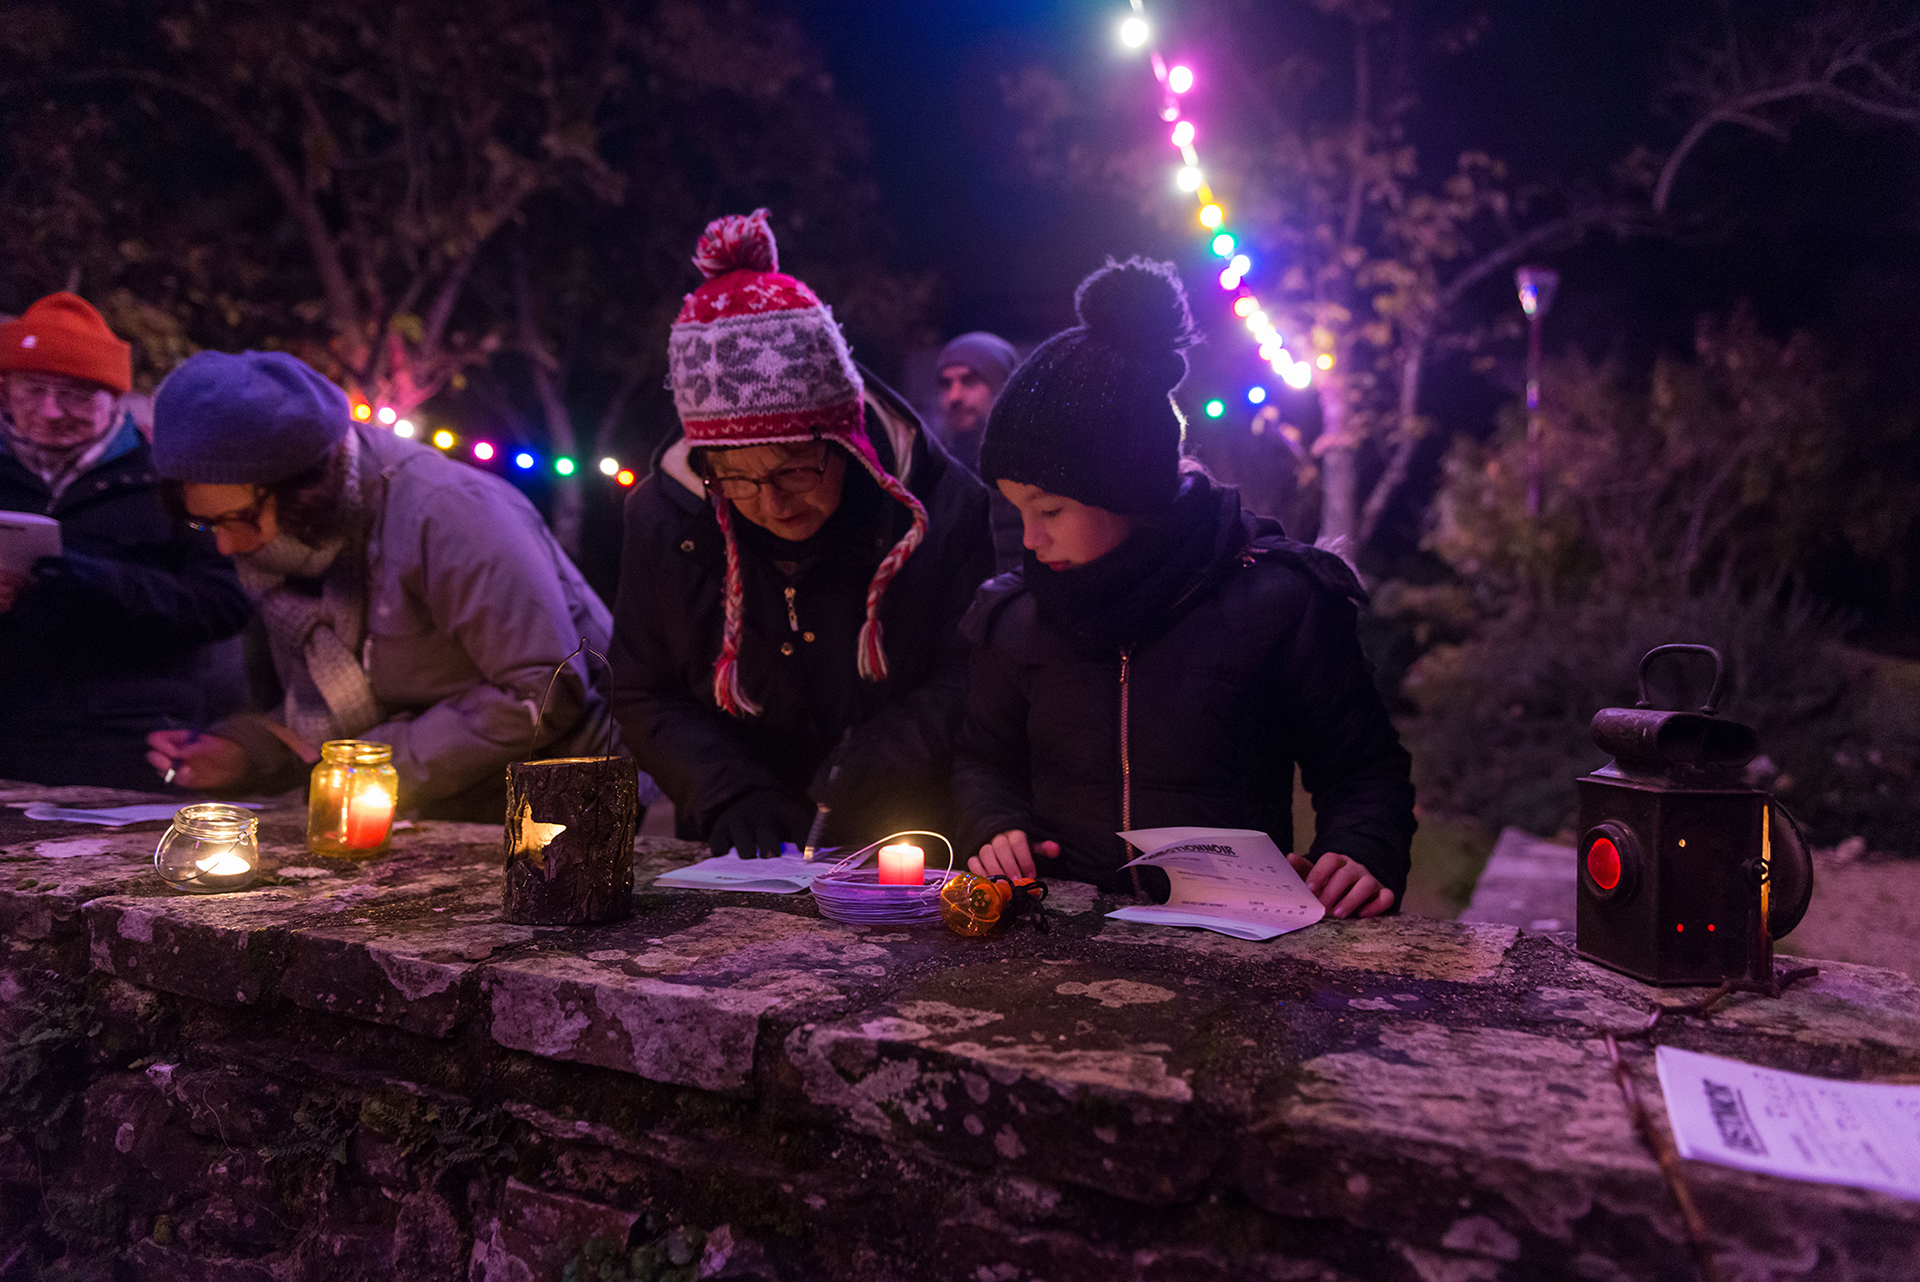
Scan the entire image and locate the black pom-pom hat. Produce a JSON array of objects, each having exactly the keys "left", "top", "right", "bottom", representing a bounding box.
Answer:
[{"left": 980, "top": 256, "right": 1199, "bottom": 515}]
